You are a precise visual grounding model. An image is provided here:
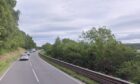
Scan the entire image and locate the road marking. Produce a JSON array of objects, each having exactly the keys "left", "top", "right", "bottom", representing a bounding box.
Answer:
[
  {"left": 0, "top": 61, "right": 16, "bottom": 81},
  {"left": 40, "top": 57, "right": 85, "bottom": 84},
  {"left": 32, "top": 69, "right": 39, "bottom": 83},
  {"left": 30, "top": 61, "right": 32, "bottom": 66}
]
